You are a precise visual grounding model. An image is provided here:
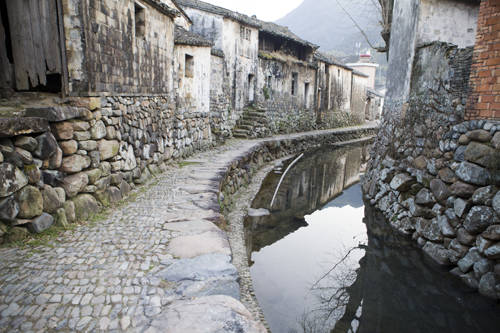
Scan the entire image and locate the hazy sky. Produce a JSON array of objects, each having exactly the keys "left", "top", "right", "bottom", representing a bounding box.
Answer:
[{"left": 204, "top": 0, "right": 304, "bottom": 22}]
